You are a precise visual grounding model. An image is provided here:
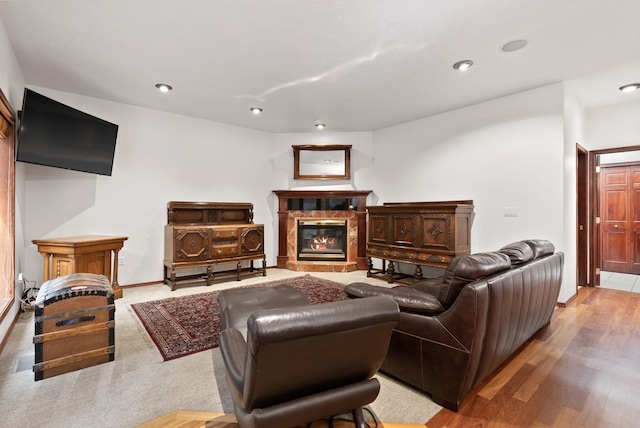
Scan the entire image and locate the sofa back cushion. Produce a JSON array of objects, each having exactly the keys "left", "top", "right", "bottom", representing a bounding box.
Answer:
[
  {"left": 524, "top": 239, "right": 555, "bottom": 259},
  {"left": 439, "top": 252, "right": 511, "bottom": 308},
  {"left": 498, "top": 241, "right": 534, "bottom": 265}
]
